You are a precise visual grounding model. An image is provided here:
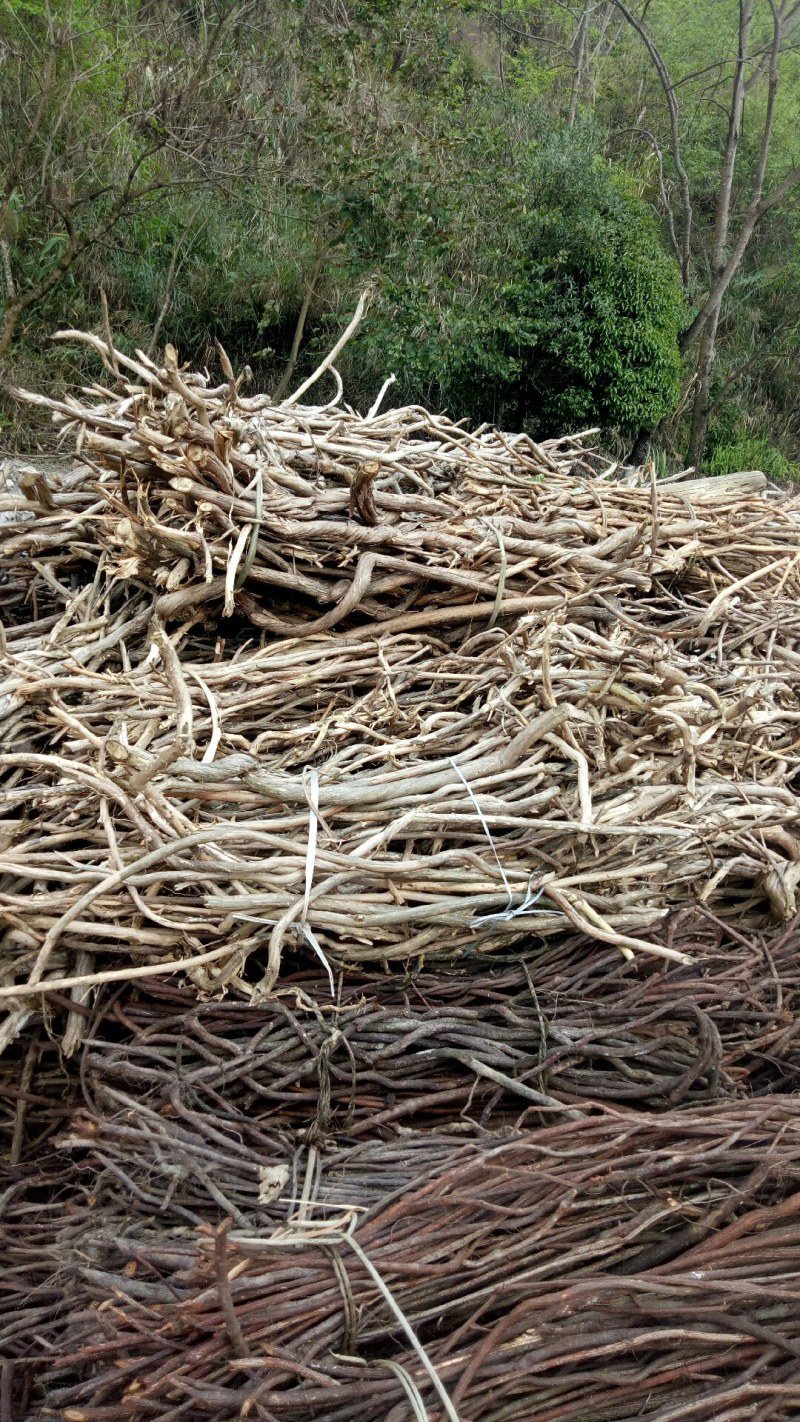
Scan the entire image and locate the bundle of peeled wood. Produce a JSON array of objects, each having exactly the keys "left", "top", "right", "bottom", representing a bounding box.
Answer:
[
  {"left": 3, "top": 325, "right": 793, "bottom": 646},
  {"left": 13, "top": 1100, "right": 800, "bottom": 1421},
  {"left": 2, "top": 317, "right": 800, "bottom": 1049}
]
